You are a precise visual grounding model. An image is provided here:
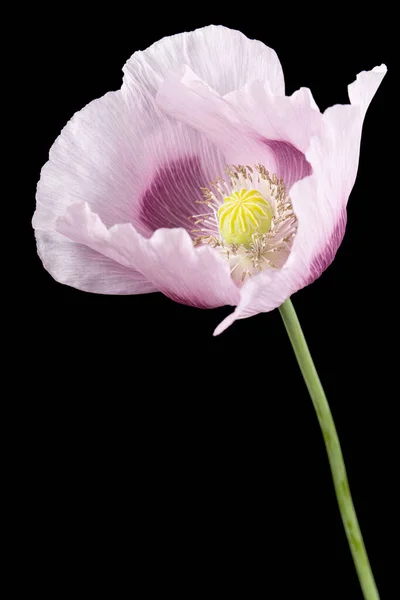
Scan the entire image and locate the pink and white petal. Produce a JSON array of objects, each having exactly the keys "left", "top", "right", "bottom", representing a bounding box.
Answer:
[
  {"left": 34, "top": 91, "right": 145, "bottom": 232},
  {"left": 34, "top": 26, "right": 283, "bottom": 294},
  {"left": 33, "top": 89, "right": 161, "bottom": 291},
  {"left": 224, "top": 82, "right": 323, "bottom": 187},
  {"left": 34, "top": 83, "right": 226, "bottom": 288},
  {"left": 348, "top": 64, "right": 387, "bottom": 115},
  {"left": 157, "top": 67, "right": 320, "bottom": 189},
  {"left": 214, "top": 253, "right": 304, "bottom": 335},
  {"left": 36, "top": 230, "right": 157, "bottom": 294},
  {"left": 156, "top": 65, "right": 275, "bottom": 167},
  {"left": 56, "top": 203, "right": 240, "bottom": 309},
  {"left": 36, "top": 27, "right": 273, "bottom": 238},
  {"left": 34, "top": 87, "right": 225, "bottom": 236},
  {"left": 224, "top": 81, "right": 322, "bottom": 153},
  {"left": 129, "top": 122, "right": 226, "bottom": 234},
  {"left": 123, "top": 25, "right": 284, "bottom": 99},
  {"left": 225, "top": 83, "right": 321, "bottom": 153},
  {"left": 215, "top": 65, "right": 386, "bottom": 335},
  {"left": 303, "top": 63, "right": 387, "bottom": 280}
]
